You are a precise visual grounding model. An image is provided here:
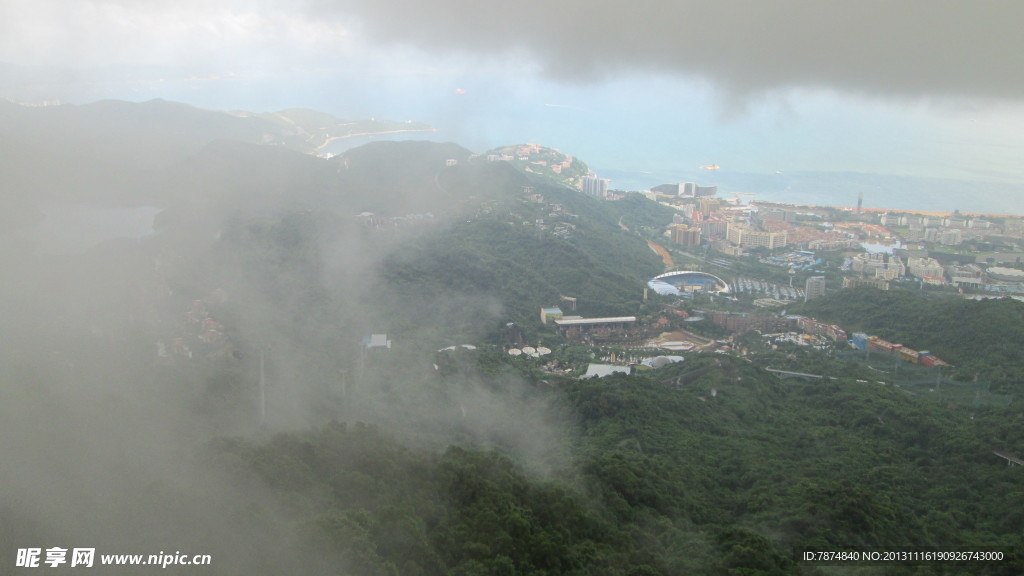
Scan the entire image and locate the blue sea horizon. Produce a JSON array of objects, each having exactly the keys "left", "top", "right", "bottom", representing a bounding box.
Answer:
[{"left": 319, "top": 132, "right": 1022, "bottom": 216}]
